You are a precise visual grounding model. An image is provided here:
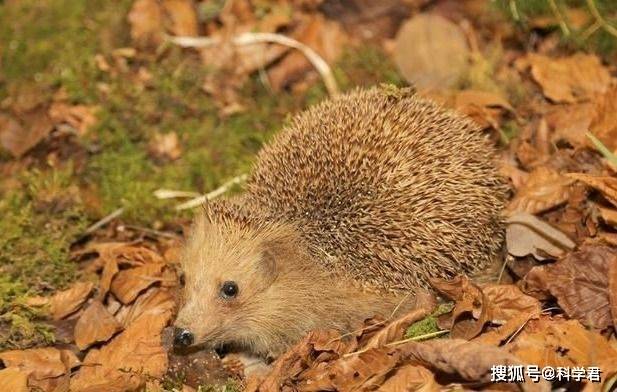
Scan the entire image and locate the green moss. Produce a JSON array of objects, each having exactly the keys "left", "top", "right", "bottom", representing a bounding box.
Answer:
[{"left": 405, "top": 303, "right": 453, "bottom": 339}]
